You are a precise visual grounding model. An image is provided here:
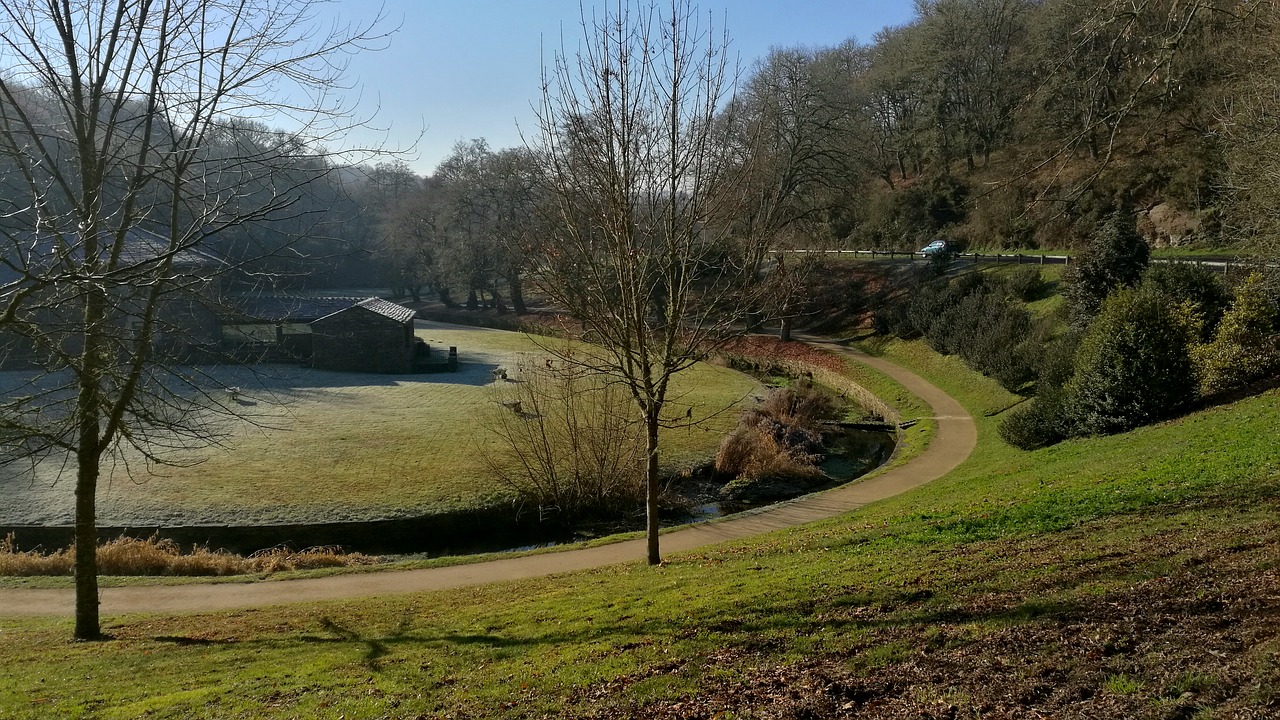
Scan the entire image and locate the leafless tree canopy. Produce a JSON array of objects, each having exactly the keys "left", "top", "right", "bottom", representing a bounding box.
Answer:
[
  {"left": 526, "top": 0, "right": 765, "bottom": 565},
  {"left": 0, "top": 0, "right": 387, "bottom": 639}
]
